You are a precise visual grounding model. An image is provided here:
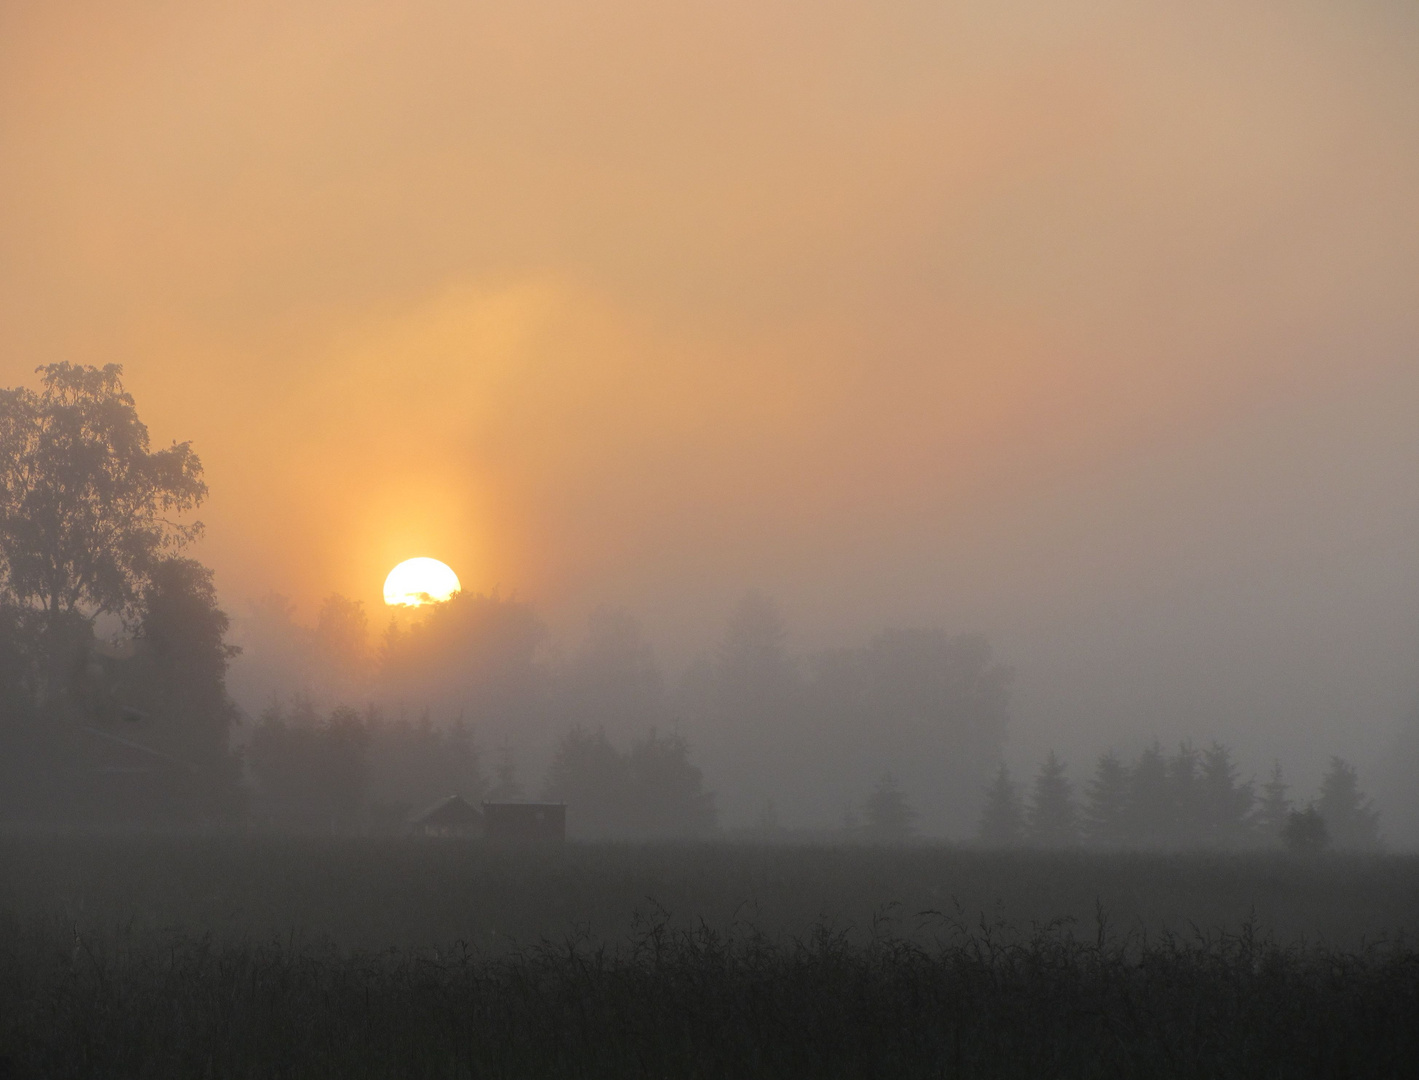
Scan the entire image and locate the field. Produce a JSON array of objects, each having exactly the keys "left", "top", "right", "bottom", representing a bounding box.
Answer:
[{"left": 0, "top": 836, "right": 1417, "bottom": 1077}]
